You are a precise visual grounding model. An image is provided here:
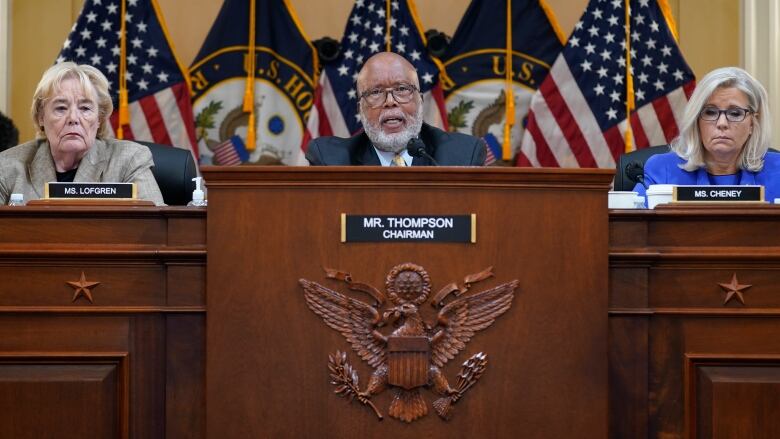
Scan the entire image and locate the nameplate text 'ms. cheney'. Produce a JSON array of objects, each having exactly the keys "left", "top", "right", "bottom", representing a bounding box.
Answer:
[{"left": 673, "top": 185, "right": 763, "bottom": 203}]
